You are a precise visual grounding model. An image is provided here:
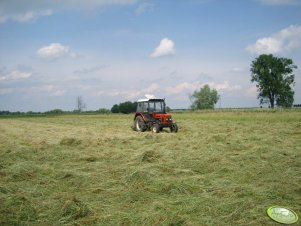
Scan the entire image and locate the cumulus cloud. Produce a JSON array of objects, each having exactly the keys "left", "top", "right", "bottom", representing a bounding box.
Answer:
[
  {"left": 45, "top": 85, "right": 66, "bottom": 96},
  {"left": 0, "top": 9, "right": 52, "bottom": 23},
  {"left": 96, "top": 89, "right": 139, "bottom": 99},
  {"left": 37, "top": 43, "right": 75, "bottom": 60},
  {"left": 212, "top": 81, "right": 241, "bottom": 92},
  {"left": 0, "top": 0, "right": 136, "bottom": 23},
  {"left": 165, "top": 82, "right": 197, "bottom": 95},
  {"left": 246, "top": 25, "right": 301, "bottom": 54},
  {"left": 0, "top": 70, "right": 32, "bottom": 81},
  {"left": 150, "top": 38, "right": 176, "bottom": 58},
  {"left": 27, "top": 85, "right": 67, "bottom": 97},
  {"left": 165, "top": 81, "right": 241, "bottom": 95},
  {"left": 144, "top": 83, "right": 160, "bottom": 93},
  {"left": 95, "top": 83, "right": 161, "bottom": 100}
]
